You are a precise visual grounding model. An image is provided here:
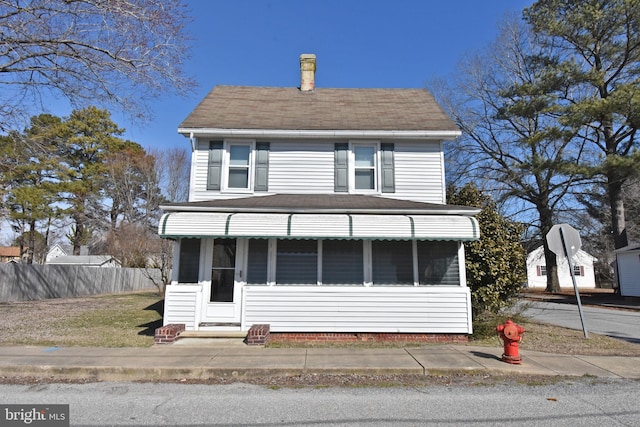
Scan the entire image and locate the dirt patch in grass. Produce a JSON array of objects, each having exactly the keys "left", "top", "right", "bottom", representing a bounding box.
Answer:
[{"left": 0, "top": 292, "right": 163, "bottom": 347}]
